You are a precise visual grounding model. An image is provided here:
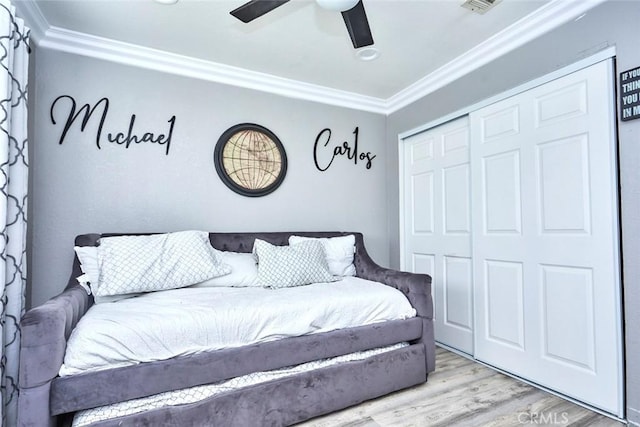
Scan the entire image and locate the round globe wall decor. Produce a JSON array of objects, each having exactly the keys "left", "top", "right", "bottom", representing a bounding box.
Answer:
[{"left": 214, "top": 123, "right": 288, "bottom": 197}]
